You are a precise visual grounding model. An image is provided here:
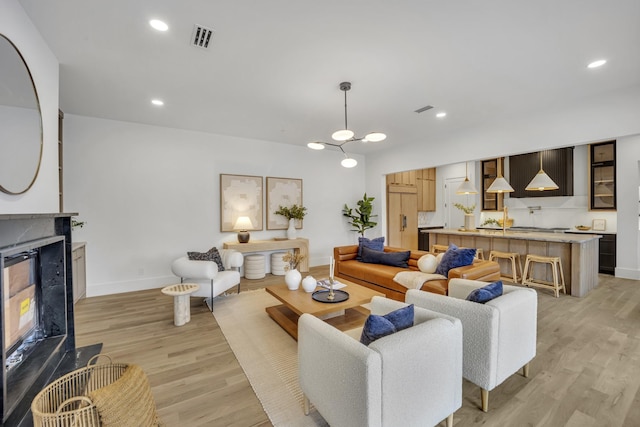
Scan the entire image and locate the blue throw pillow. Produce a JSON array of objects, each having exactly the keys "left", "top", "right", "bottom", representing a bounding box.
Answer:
[
  {"left": 360, "top": 246, "right": 410, "bottom": 268},
  {"left": 360, "top": 304, "right": 414, "bottom": 346},
  {"left": 357, "top": 236, "right": 385, "bottom": 260},
  {"left": 466, "top": 281, "right": 504, "bottom": 303},
  {"left": 434, "top": 245, "right": 476, "bottom": 276}
]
